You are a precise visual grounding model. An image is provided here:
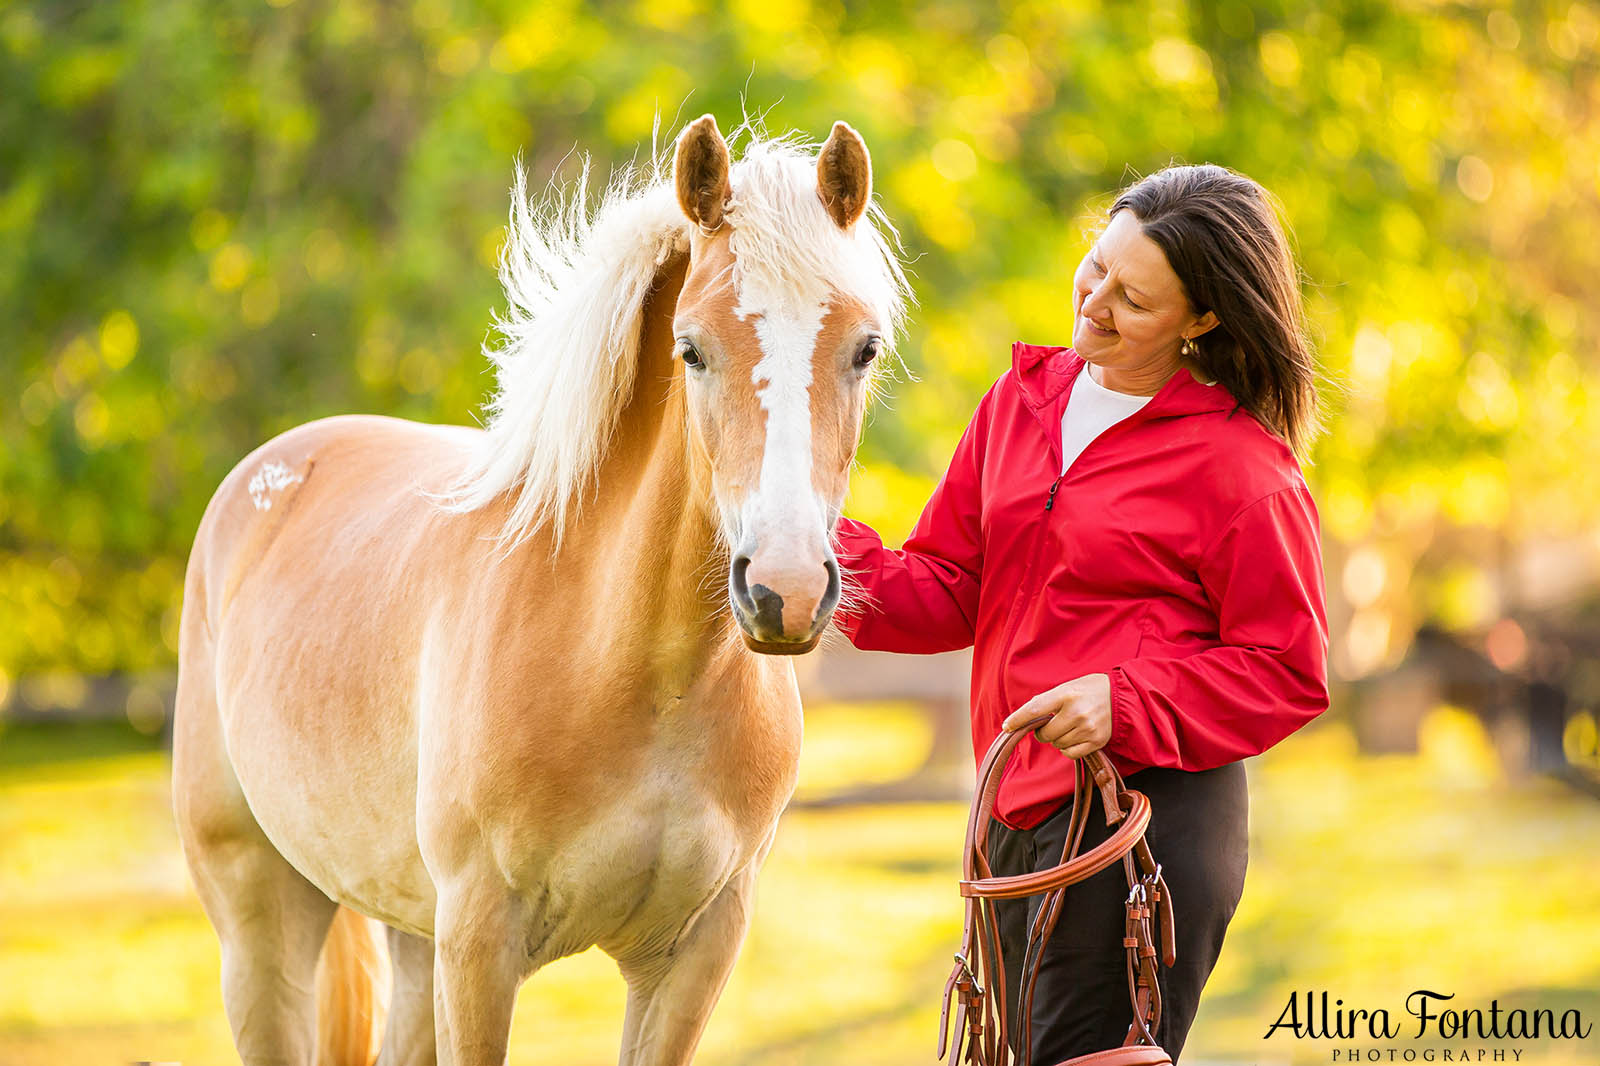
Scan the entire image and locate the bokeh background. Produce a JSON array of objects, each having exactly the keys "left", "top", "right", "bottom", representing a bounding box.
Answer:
[{"left": 2, "top": 0, "right": 1598, "bottom": 1063}]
